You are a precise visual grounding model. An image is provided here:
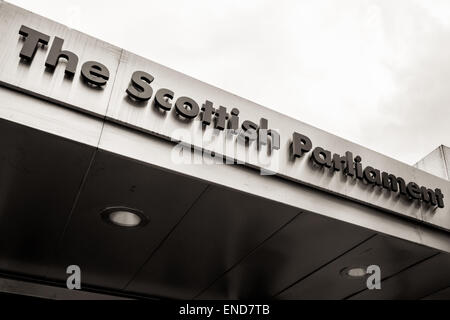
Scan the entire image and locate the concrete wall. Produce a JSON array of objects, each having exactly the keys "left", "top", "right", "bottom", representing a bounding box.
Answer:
[{"left": 416, "top": 145, "right": 450, "bottom": 181}]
